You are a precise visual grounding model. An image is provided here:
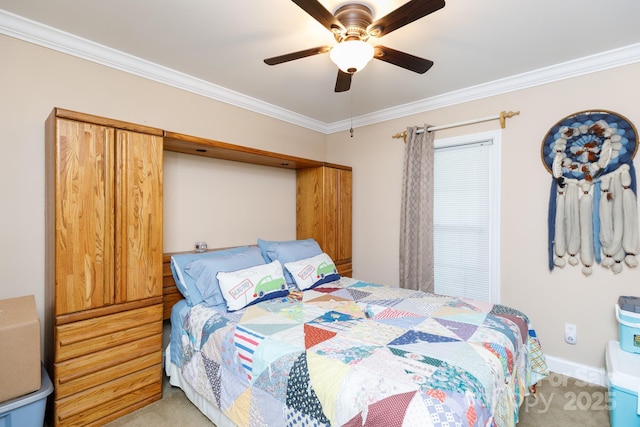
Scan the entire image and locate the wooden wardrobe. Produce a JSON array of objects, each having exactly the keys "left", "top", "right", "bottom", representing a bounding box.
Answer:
[
  {"left": 44, "top": 108, "right": 352, "bottom": 425},
  {"left": 297, "top": 165, "right": 353, "bottom": 277},
  {"left": 45, "top": 109, "right": 164, "bottom": 426}
]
